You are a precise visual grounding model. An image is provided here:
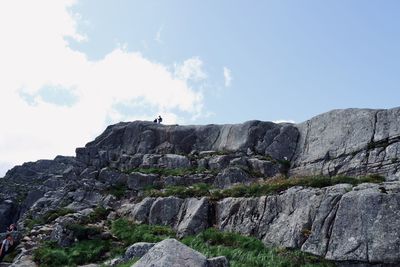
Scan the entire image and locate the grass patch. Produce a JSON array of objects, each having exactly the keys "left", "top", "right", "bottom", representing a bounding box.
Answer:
[
  {"left": 24, "top": 208, "right": 75, "bottom": 231},
  {"left": 126, "top": 167, "right": 211, "bottom": 176},
  {"left": 105, "top": 183, "right": 129, "bottom": 199},
  {"left": 66, "top": 224, "right": 102, "bottom": 241},
  {"left": 81, "top": 206, "right": 110, "bottom": 224},
  {"left": 33, "top": 239, "right": 111, "bottom": 267},
  {"left": 144, "top": 183, "right": 212, "bottom": 198},
  {"left": 111, "top": 218, "right": 175, "bottom": 245},
  {"left": 3, "top": 248, "right": 21, "bottom": 263},
  {"left": 43, "top": 208, "right": 75, "bottom": 224},
  {"left": 182, "top": 228, "right": 334, "bottom": 267},
  {"left": 25, "top": 218, "right": 44, "bottom": 231},
  {"left": 115, "top": 258, "right": 139, "bottom": 267},
  {"left": 143, "top": 175, "right": 385, "bottom": 200},
  {"left": 34, "top": 219, "right": 336, "bottom": 267}
]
